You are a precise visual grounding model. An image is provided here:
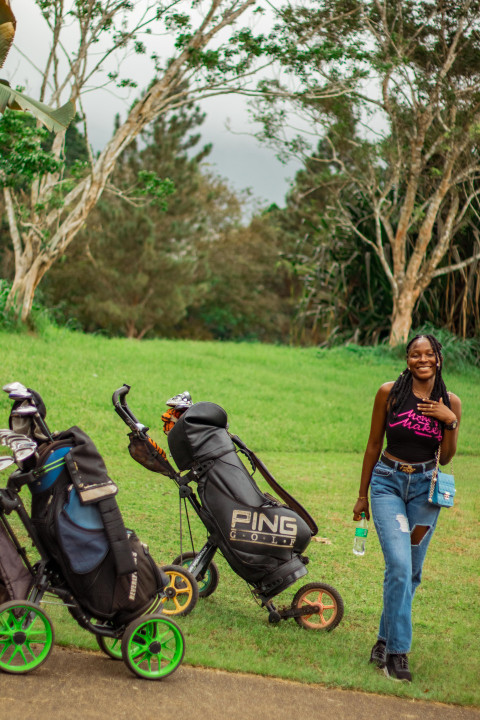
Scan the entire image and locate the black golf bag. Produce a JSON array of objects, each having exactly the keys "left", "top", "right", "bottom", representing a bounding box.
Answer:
[
  {"left": 29, "top": 427, "right": 164, "bottom": 621},
  {"left": 7, "top": 392, "right": 165, "bottom": 623},
  {"left": 167, "top": 401, "right": 316, "bottom": 597}
]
